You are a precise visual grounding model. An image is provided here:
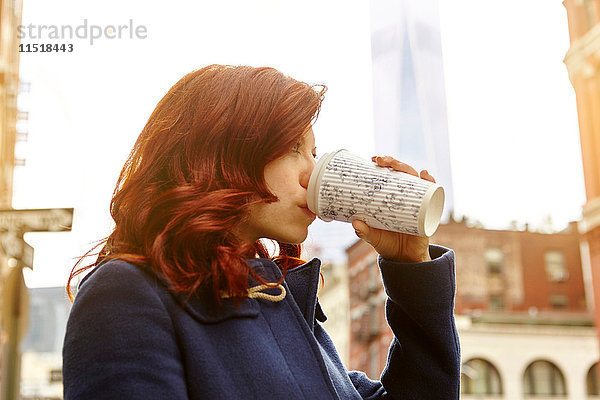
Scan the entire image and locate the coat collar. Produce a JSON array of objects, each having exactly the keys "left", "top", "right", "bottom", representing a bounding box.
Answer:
[
  {"left": 86, "top": 256, "right": 328, "bottom": 325},
  {"left": 162, "top": 257, "right": 327, "bottom": 326},
  {"left": 283, "top": 257, "right": 328, "bottom": 330}
]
